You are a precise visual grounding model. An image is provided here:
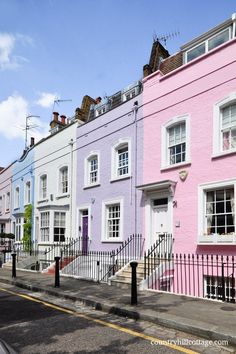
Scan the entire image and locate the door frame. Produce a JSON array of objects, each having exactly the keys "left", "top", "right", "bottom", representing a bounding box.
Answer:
[
  {"left": 145, "top": 190, "right": 173, "bottom": 249},
  {"left": 77, "top": 205, "right": 91, "bottom": 240}
]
